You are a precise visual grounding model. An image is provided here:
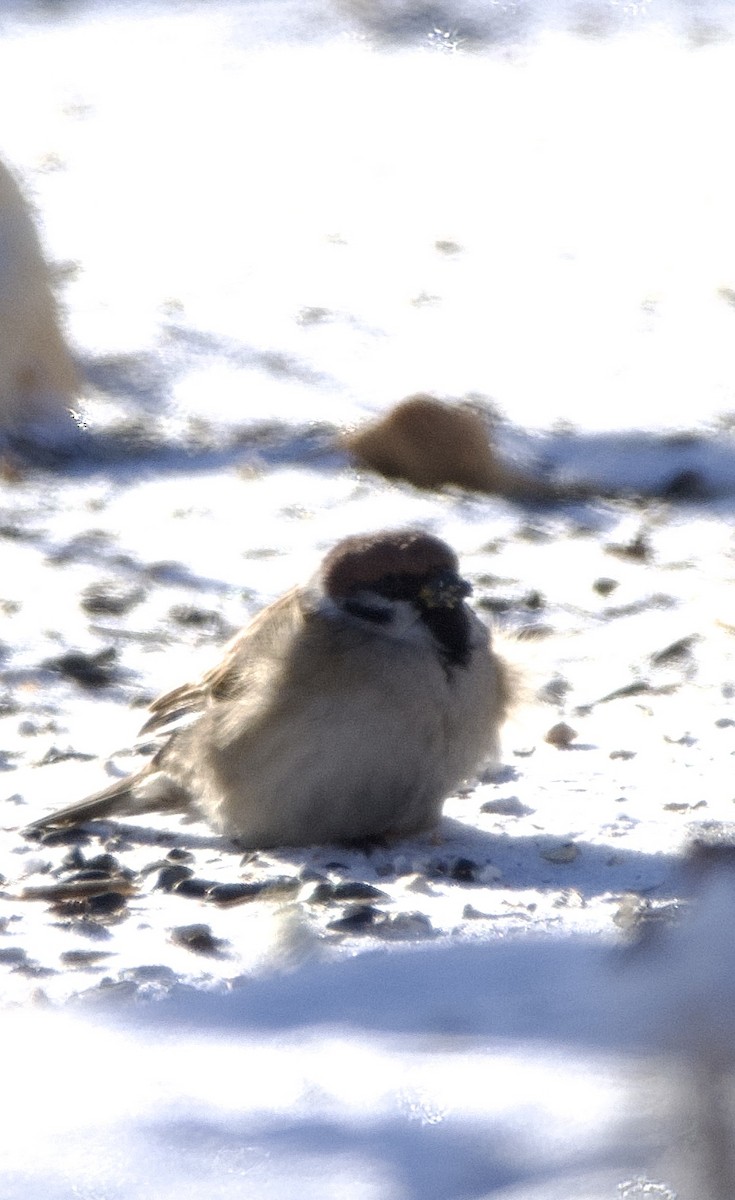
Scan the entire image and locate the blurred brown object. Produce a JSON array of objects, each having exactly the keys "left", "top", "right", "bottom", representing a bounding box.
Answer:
[
  {"left": 344, "top": 394, "right": 566, "bottom": 500},
  {"left": 0, "top": 157, "right": 80, "bottom": 439}
]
